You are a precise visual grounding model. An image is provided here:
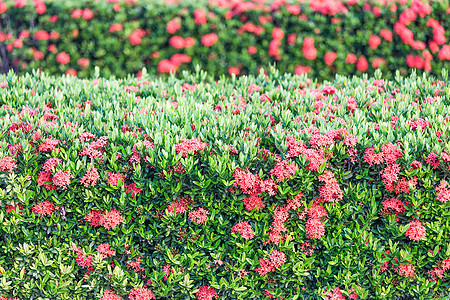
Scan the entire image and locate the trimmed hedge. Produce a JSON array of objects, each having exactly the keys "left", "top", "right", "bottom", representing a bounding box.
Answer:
[
  {"left": 0, "top": 0, "right": 450, "bottom": 80},
  {"left": 0, "top": 67, "right": 450, "bottom": 299}
]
